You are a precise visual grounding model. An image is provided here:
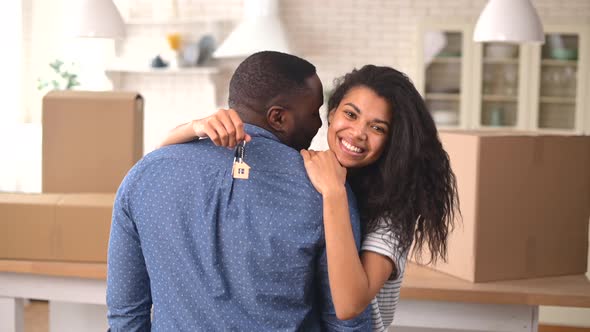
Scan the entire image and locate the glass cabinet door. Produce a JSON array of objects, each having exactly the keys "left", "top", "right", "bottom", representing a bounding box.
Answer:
[
  {"left": 476, "top": 43, "right": 523, "bottom": 128},
  {"left": 421, "top": 30, "right": 468, "bottom": 128},
  {"left": 535, "top": 33, "right": 580, "bottom": 131}
]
